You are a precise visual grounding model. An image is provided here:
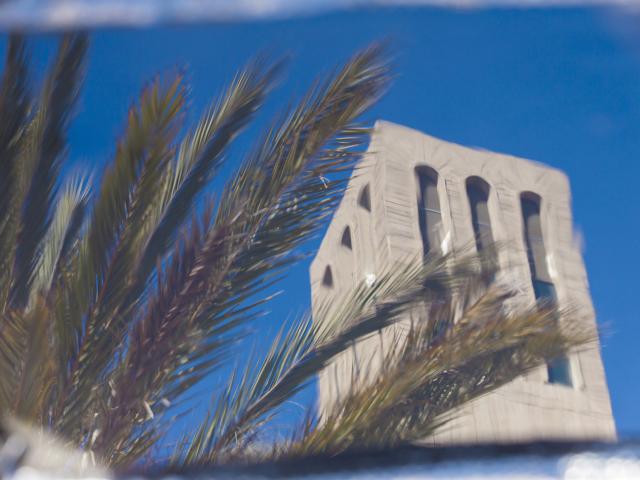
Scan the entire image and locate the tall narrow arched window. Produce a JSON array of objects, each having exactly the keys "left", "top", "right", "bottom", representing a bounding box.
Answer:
[
  {"left": 322, "top": 265, "right": 334, "bottom": 288},
  {"left": 466, "top": 177, "right": 494, "bottom": 253},
  {"left": 340, "top": 226, "right": 352, "bottom": 250},
  {"left": 416, "top": 167, "right": 442, "bottom": 255},
  {"left": 521, "top": 193, "right": 551, "bottom": 286},
  {"left": 358, "top": 184, "right": 371, "bottom": 212},
  {"left": 520, "top": 192, "right": 572, "bottom": 386}
]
